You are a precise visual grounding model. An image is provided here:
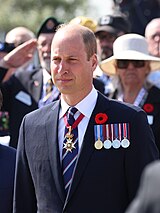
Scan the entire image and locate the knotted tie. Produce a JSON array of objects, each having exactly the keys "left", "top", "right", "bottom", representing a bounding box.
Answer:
[{"left": 62, "top": 107, "right": 79, "bottom": 195}]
